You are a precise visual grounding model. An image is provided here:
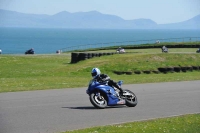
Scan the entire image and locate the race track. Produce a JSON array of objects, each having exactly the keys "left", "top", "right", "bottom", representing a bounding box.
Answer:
[{"left": 0, "top": 81, "right": 200, "bottom": 133}]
